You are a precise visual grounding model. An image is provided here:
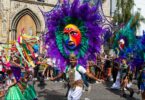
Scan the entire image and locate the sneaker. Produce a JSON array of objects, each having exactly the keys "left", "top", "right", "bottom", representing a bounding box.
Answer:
[
  {"left": 124, "top": 88, "right": 127, "bottom": 91},
  {"left": 85, "top": 98, "right": 90, "bottom": 100},
  {"left": 54, "top": 81, "right": 57, "bottom": 83},
  {"left": 96, "top": 81, "right": 99, "bottom": 84},
  {"left": 46, "top": 77, "right": 49, "bottom": 80},
  {"left": 59, "top": 80, "right": 63, "bottom": 82},
  {"left": 96, "top": 81, "right": 102, "bottom": 84},
  {"left": 33, "top": 78, "right": 37, "bottom": 81}
]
